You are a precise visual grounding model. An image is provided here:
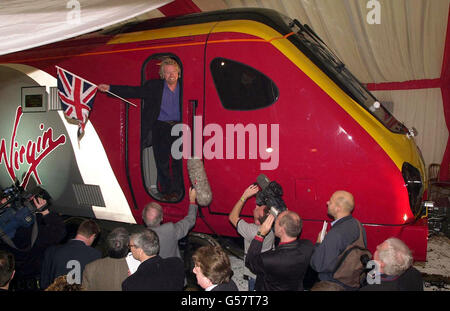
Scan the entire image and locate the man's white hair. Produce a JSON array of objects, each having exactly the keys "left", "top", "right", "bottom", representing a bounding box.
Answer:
[{"left": 378, "top": 238, "right": 413, "bottom": 276}]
